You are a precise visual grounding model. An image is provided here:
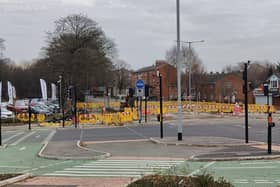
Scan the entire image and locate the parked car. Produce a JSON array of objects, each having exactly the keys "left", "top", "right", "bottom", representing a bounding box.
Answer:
[
  {"left": 7, "top": 100, "right": 28, "bottom": 113},
  {"left": 1, "top": 106, "right": 15, "bottom": 119}
]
